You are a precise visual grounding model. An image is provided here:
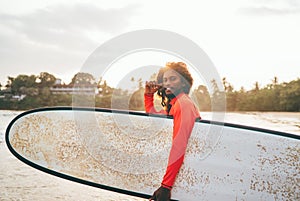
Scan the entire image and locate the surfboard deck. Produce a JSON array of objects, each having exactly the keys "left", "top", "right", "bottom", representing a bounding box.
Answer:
[{"left": 5, "top": 107, "right": 300, "bottom": 201}]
